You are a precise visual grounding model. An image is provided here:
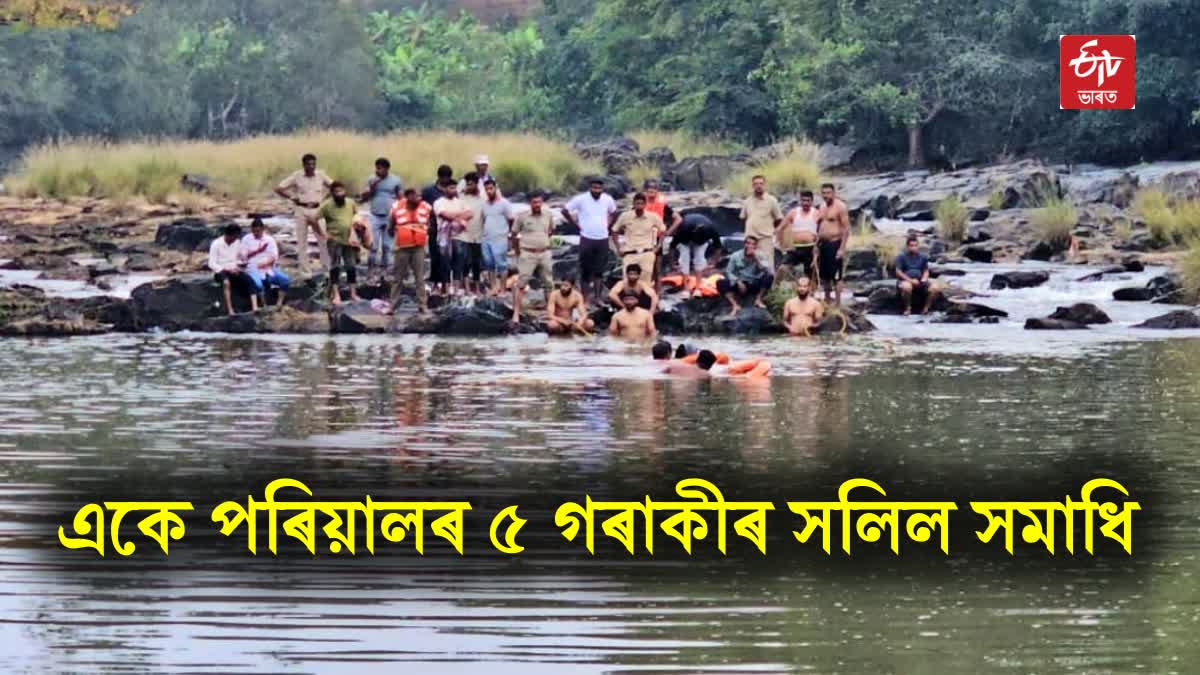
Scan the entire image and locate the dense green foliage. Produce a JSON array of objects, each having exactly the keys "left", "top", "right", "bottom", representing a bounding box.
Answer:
[{"left": 3, "top": 0, "right": 1200, "bottom": 167}]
